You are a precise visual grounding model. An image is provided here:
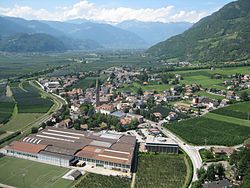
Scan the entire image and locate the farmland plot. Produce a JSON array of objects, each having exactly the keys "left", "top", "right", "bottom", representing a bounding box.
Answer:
[
  {"left": 0, "top": 83, "right": 15, "bottom": 124},
  {"left": 211, "top": 101, "right": 250, "bottom": 120},
  {"left": 74, "top": 173, "right": 131, "bottom": 188},
  {"left": 11, "top": 82, "right": 53, "bottom": 113},
  {"left": 135, "top": 153, "right": 189, "bottom": 188}
]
